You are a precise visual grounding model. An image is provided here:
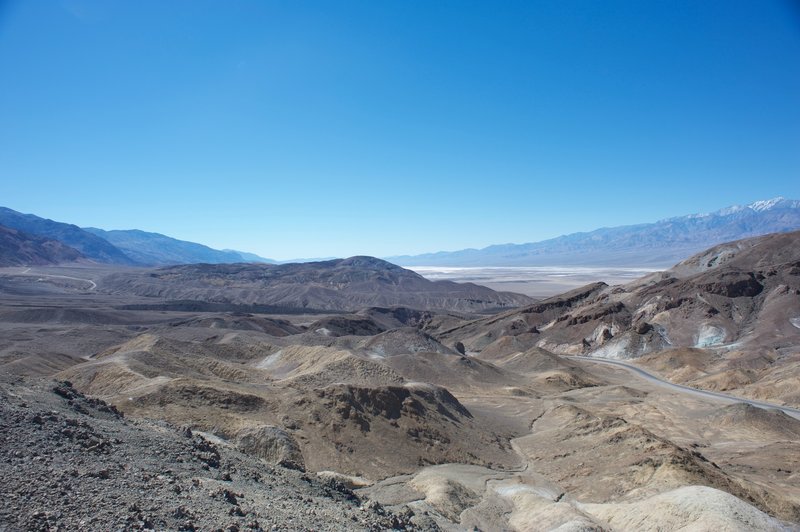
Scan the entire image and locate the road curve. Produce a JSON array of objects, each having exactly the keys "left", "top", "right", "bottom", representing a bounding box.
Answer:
[
  {"left": 564, "top": 355, "right": 800, "bottom": 421},
  {"left": 39, "top": 274, "right": 97, "bottom": 291},
  {"left": 11, "top": 267, "right": 97, "bottom": 291}
]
